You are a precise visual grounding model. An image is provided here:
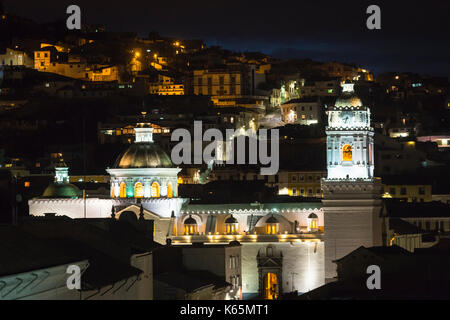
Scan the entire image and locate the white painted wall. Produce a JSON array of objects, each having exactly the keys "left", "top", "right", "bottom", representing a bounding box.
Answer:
[{"left": 241, "top": 242, "right": 324, "bottom": 296}]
